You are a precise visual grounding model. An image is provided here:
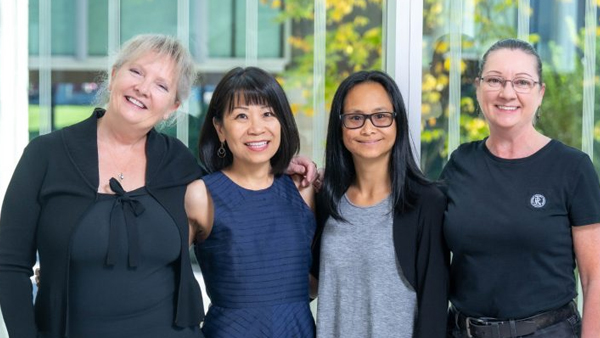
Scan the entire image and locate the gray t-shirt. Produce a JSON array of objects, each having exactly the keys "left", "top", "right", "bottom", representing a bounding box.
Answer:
[{"left": 316, "top": 194, "right": 417, "bottom": 338}]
